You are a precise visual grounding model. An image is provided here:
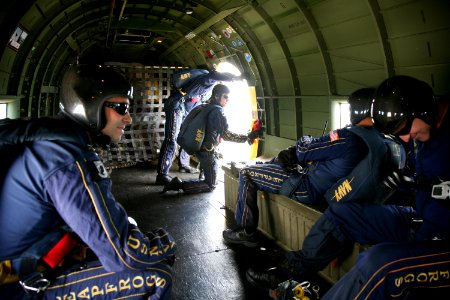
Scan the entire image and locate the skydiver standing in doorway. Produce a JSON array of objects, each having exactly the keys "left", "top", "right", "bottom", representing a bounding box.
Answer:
[
  {"left": 162, "top": 84, "right": 261, "bottom": 194},
  {"left": 155, "top": 69, "right": 240, "bottom": 185}
]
